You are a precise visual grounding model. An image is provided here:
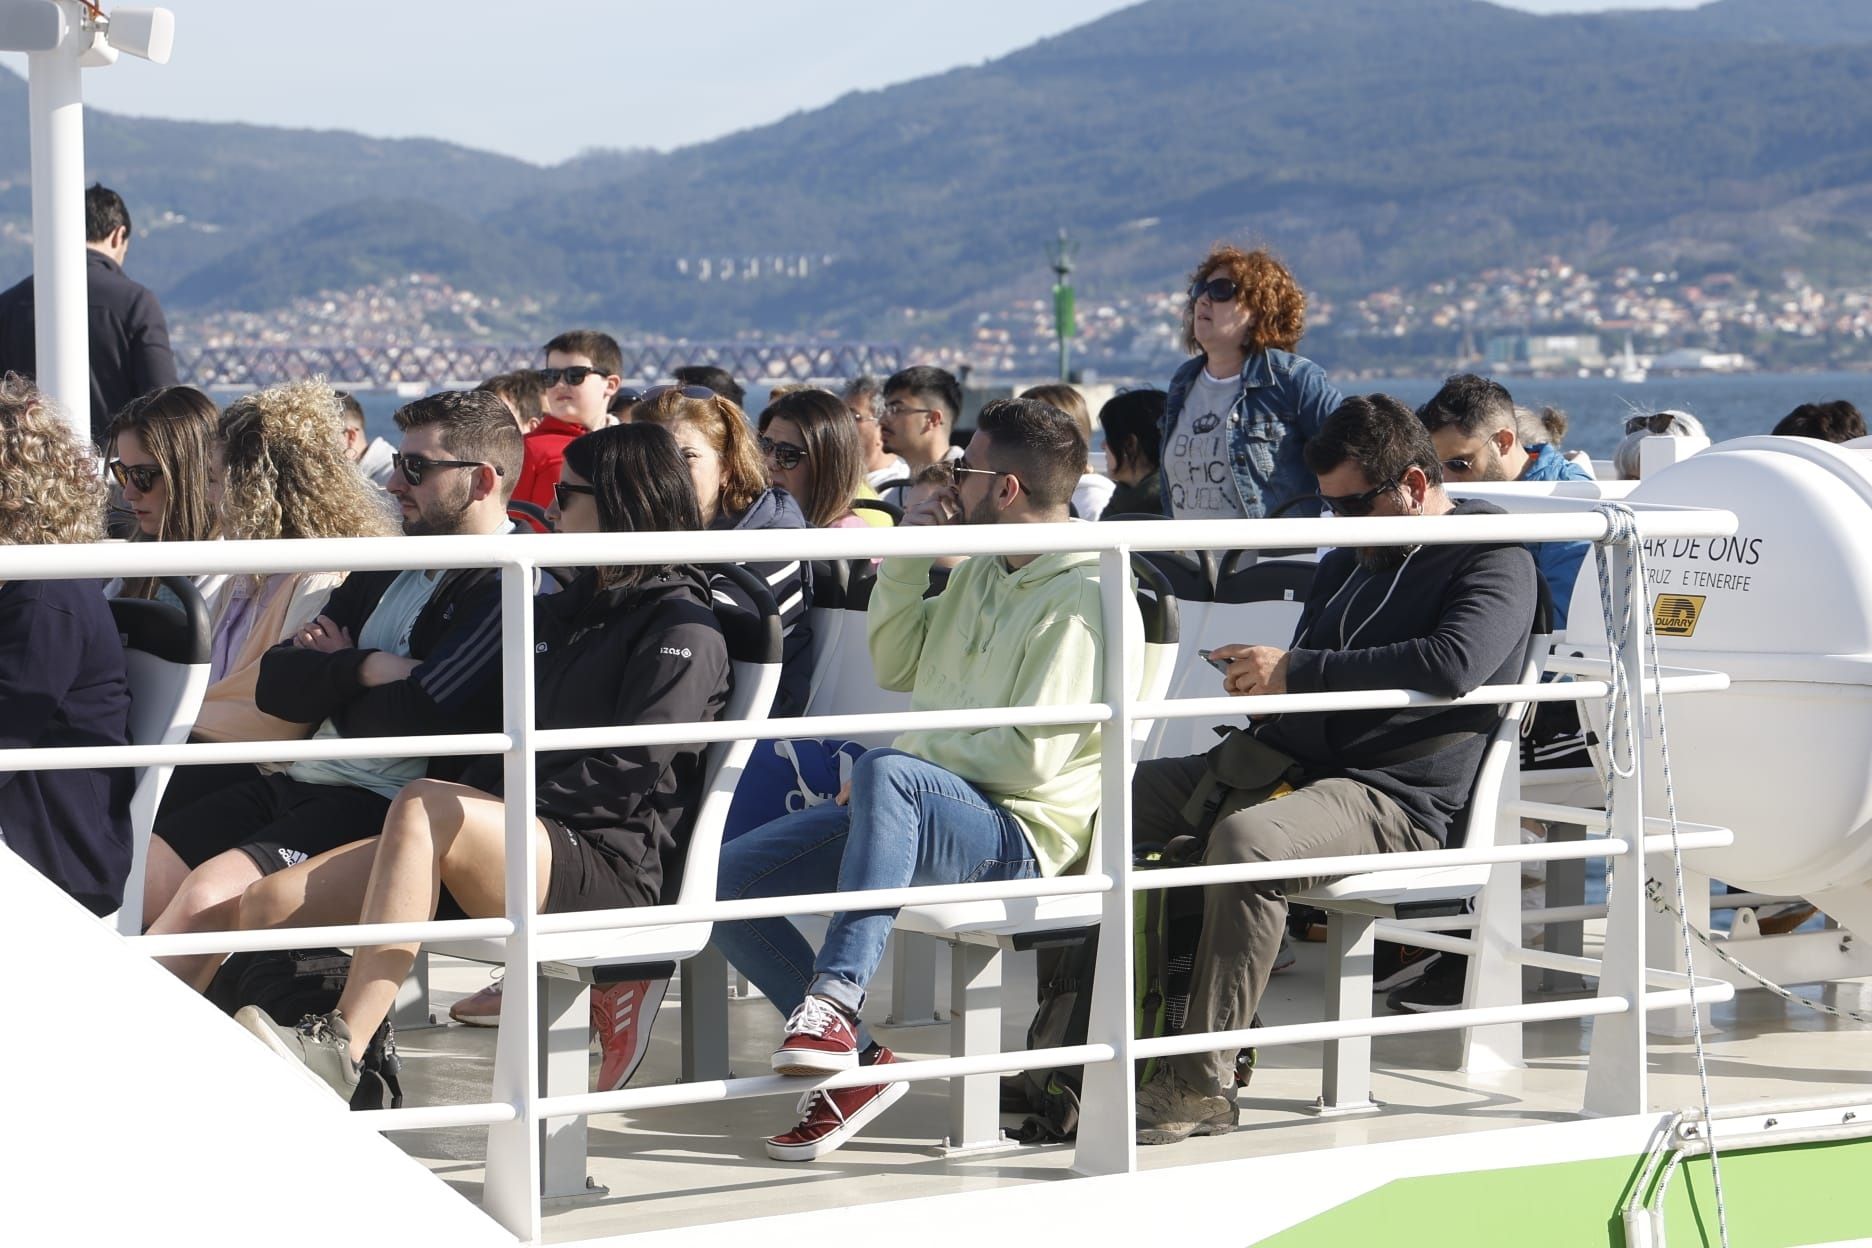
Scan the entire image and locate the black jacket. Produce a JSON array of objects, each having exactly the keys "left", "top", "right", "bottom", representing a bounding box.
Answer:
[
  {"left": 715, "top": 486, "right": 812, "bottom": 717},
  {"left": 461, "top": 567, "right": 730, "bottom": 908},
  {"left": 255, "top": 566, "right": 505, "bottom": 780},
  {"left": 0, "top": 250, "right": 179, "bottom": 444},
  {"left": 0, "top": 580, "right": 135, "bottom": 915},
  {"left": 1256, "top": 499, "right": 1538, "bottom": 843}
]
